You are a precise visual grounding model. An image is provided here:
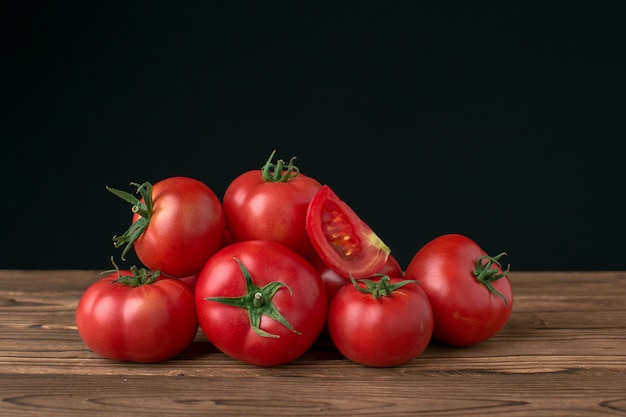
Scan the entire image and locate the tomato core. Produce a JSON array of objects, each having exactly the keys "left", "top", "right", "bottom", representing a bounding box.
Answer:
[{"left": 321, "top": 200, "right": 361, "bottom": 260}]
